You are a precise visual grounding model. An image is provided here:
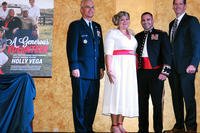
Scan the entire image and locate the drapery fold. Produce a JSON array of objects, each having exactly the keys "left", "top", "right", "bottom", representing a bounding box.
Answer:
[{"left": 0, "top": 73, "right": 36, "bottom": 133}]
